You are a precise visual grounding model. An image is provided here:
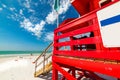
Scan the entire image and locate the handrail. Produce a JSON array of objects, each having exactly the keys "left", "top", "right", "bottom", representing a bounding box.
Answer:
[
  {"left": 34, "top": 42, "right": 53, "bottom": 63},
  {"left": 53, "top": 12, "right": 100, "bottom": 58},
  {"left": 34, "top": 42, "right": 53, "bottom": 77},
  {"left": 36, "top": 53, "right": 52, "bottom": 68}
]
